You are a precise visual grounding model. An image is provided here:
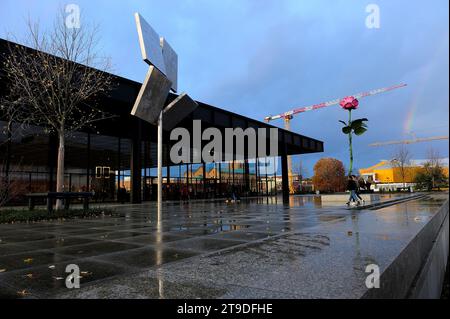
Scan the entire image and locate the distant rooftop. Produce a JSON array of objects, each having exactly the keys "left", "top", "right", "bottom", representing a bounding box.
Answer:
[{"left": 362, "top": 158, "right": 450, "bottom": 172}]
